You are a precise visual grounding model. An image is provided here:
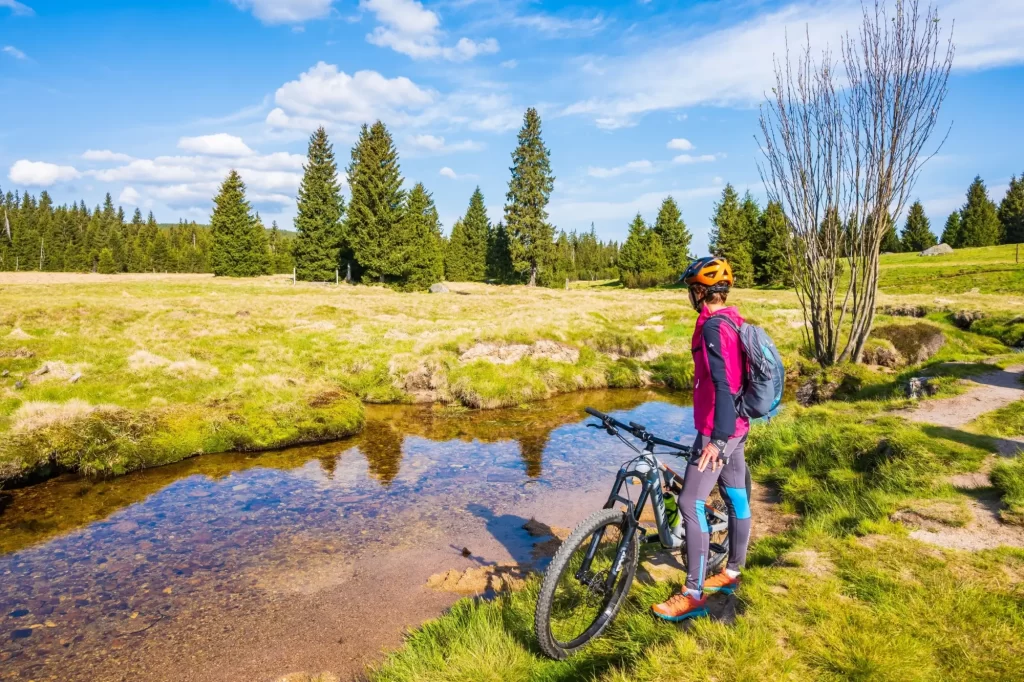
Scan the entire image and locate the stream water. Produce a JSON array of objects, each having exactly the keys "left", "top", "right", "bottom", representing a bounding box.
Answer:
[{"left": 1, "top": 389, "right": 695, "bottom": 681}]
